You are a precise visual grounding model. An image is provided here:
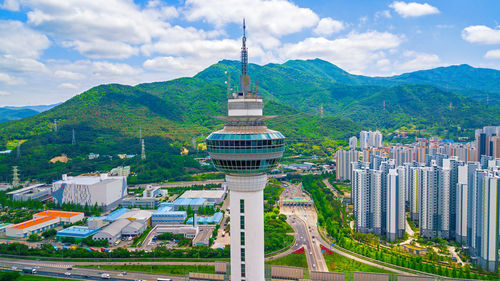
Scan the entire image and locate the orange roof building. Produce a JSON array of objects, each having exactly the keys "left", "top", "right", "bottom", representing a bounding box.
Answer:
[{"left": 6, "top": 210, "right": 84, "bottom": 238}]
